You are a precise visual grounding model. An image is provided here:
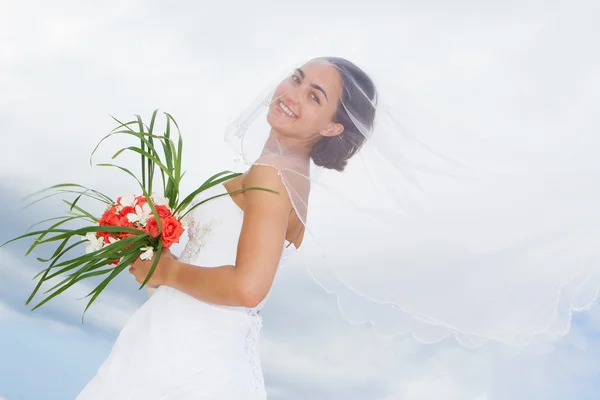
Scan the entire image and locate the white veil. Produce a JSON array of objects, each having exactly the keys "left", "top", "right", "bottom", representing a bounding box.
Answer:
[{"left": 224, "top": 57, "right": 599, "bottom": 347}]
